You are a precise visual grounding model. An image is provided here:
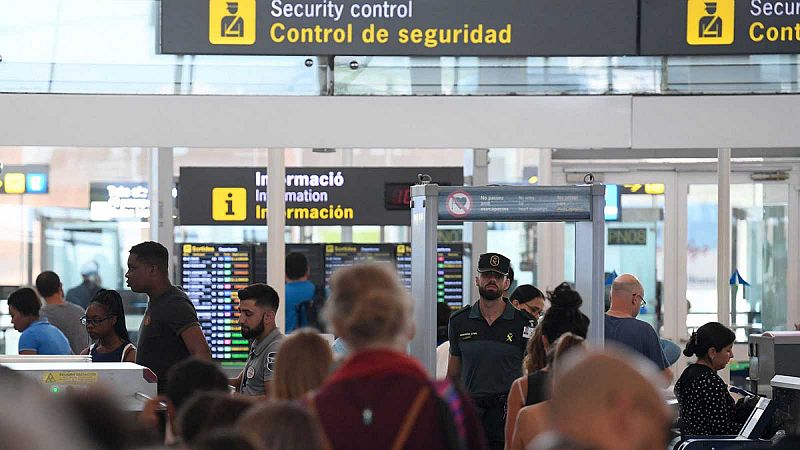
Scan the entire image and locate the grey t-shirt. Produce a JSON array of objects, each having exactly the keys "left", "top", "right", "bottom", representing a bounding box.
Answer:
[
  {"left": 240, "top": 327, "right": 284, "bottom": 396},
  {"left": 41, "top": 303, "right": 88, "bottom": 354}
]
